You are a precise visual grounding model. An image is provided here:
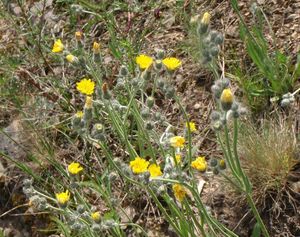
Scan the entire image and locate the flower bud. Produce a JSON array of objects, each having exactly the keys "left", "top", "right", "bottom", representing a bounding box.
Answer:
[
  {"left": 92, "top": 224, "right": 101, "bottom": 233},
  {"left": 165, "top": 86, "right": 175, "bottom": 99},
  {"left": 219, "top": 159, "right": 226, "bottom": 170},
  {"left": 66, "top": 54, "right": 79, "bottom": 63},
  {"left": 210, "top": 158, "right": 218, "bottom": 167},
  {"left": 145, "top": 121, "right": 154, "bottom": 130},
  {"left": 215, "top": 33, "right": 224, "bottom": 45},
  {"left": 211, "top": 85, "right": 222, "bottom": 99},
  {"left": 210, "top": 46, "right": 219, "bottom": 57},
  {"left": 210, "top": 111, "right": 221, "bottom": 121},
  {"left": 92, "top": 123, "right": 106, "bottom": 141},
  {"left": 197, "top": 23, "right": 209, "bottom": 35},
  {"left": 120, "top": 65, "right": 128, "bottom": 77},
  {"left": 77, "top": 205, "right": 85, "bottom": 214},
  {"left": 146, "top": 96, "right": 155, "bottom": 108},
  {"left": 157, "top": 79, "right": 165, "bottom": 89},
  {"left": 102, "top": 83, "right": 111, "bottom": 100},
  {"left": 212, "top": 120, "right": 223, "bottom": 131},
  {"left": 141, "top": 108, "right": 151, "bottom": 119},
  {"left": 142, "top": 70, "right": 151, "bottom": 80},
  {"left": 156, "top": 49, "right": 165, "bottom": 60},
  {"left": 201, "top": 12, "right": 211, "bottom": 25},
  {"left": 75, "top": 31, "right": 83, "bottom": 41},
  {"left": 220, "top": 88, "right": 234, "bottom": 111},
  {"left": 213, "top": 167, "right": 219, "bottom": 175},
  {"left": 93, "top": 42, "right": 101, "bottom": 54}
]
